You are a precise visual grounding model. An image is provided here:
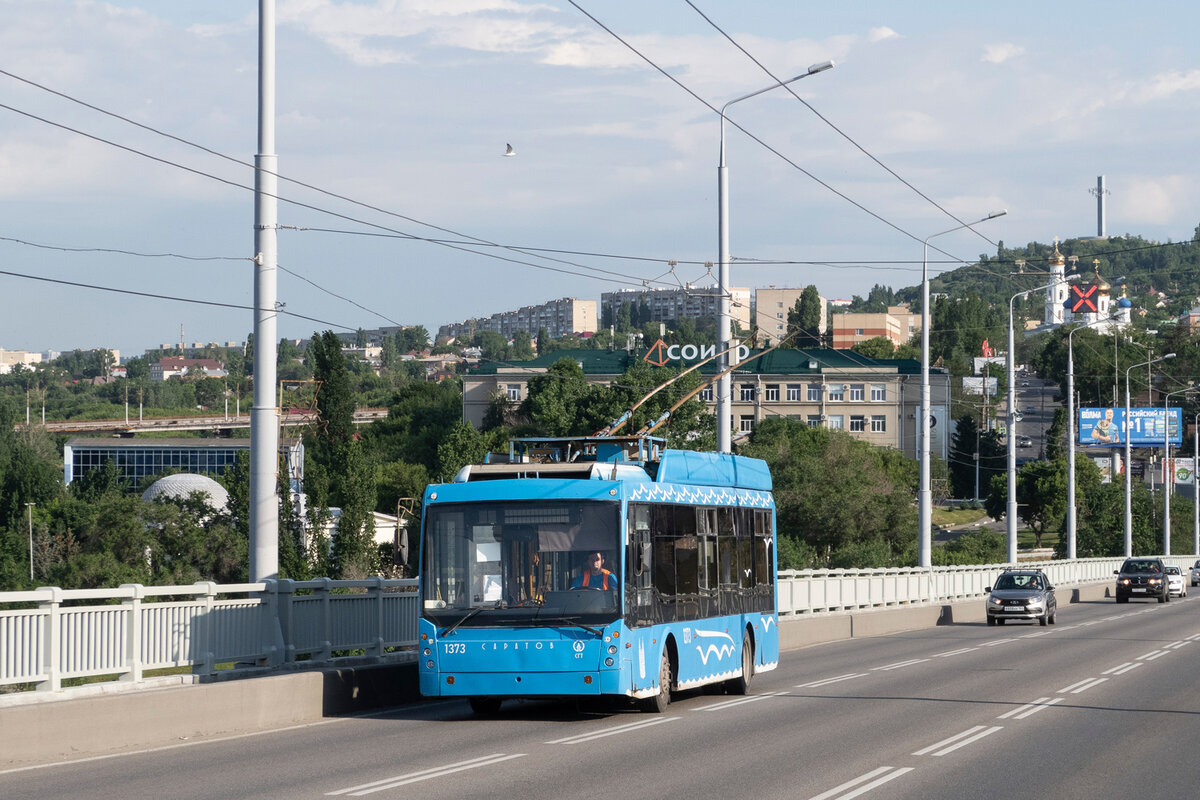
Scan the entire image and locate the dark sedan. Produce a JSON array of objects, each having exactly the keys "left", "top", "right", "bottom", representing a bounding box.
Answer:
[{"left": 985, "top": 570, "right": 1056, "bottom": 626}]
